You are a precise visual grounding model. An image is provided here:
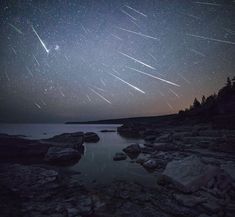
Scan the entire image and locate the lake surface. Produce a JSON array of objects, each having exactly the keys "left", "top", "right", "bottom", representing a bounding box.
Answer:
[{"left": 0, "top": 124, "right": 157, "bottom": 186}]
